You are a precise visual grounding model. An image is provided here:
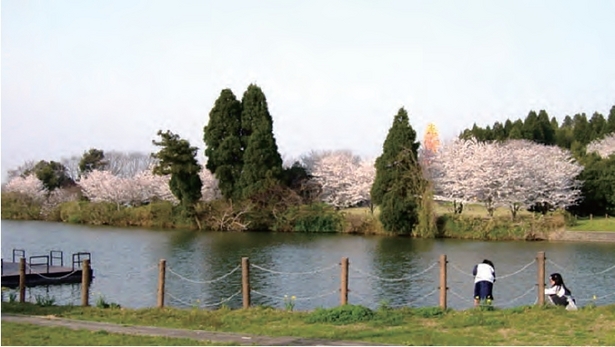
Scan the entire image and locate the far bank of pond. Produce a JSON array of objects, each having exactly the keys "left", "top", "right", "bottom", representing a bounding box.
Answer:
[{"left": 1, "top": 197, "right": 589, "bottom": 241}]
